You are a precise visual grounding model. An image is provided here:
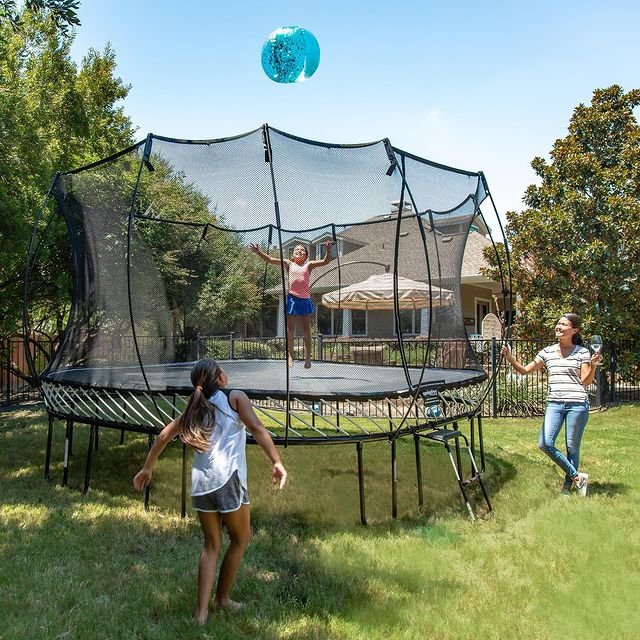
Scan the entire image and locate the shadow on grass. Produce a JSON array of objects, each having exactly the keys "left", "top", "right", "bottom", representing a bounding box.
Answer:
[
  {"left": 0, "top": 408, "right": 523, "bottom": 639},
  {"left": 586, "top": 480, "right": 629, "bottom": 497},
  {"left": 4, "top": 408, "right": 521, "bottom": 529},
  {"left": 1, "top": 487, "right": 465, "bottom": 639}
]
